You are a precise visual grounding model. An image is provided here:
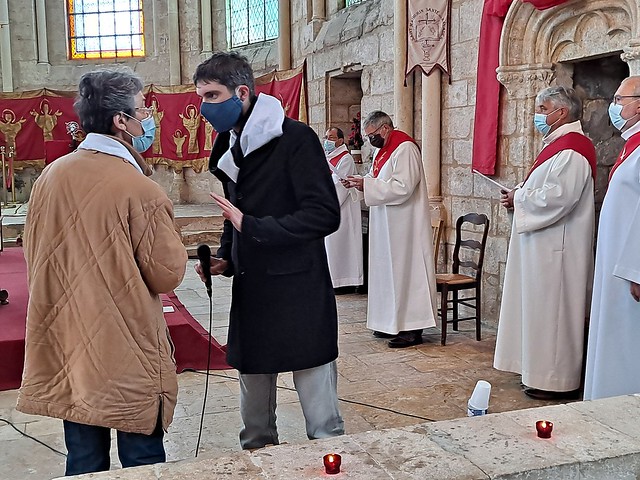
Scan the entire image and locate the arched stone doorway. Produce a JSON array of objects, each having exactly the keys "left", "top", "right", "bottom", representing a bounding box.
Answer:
[{"left": 496, "top": 0, "right": 640, "bottom": 212}]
